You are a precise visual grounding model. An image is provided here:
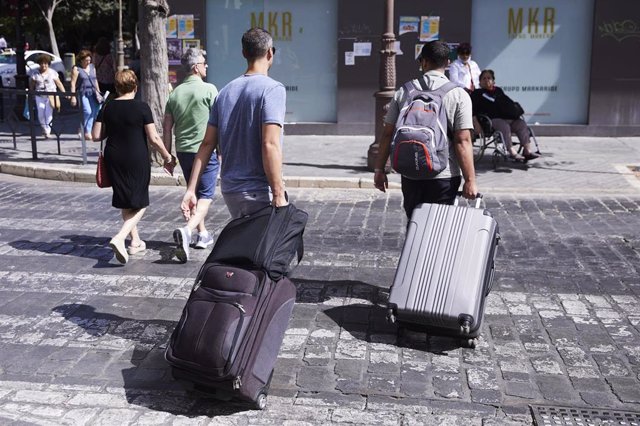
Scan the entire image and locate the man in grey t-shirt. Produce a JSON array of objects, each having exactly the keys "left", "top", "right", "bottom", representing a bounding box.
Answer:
[
  {"left": 374, "top": 41, "right": 478, "bottom": 219},
  {"left": 181, "top": 27, "right": 287, "bottom": 225}
]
